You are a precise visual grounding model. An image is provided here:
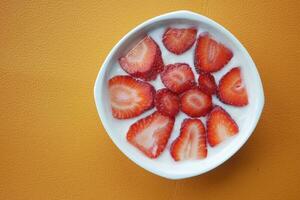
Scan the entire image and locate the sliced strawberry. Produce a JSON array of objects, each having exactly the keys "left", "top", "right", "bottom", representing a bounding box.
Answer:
[
  {"left": 154, "top": 88, "right": 180, "bottom": 117},
  {"left": 163, "top": 27, "right": 197, "bottom": 55},
  {"left": 180, "top": 88, "right": 212, "bottom": 117},
  {"left": 194, "top": 34, "right": 233, "bottom": 73},
  {"left": 171, "top": 118, "right": 207, "bottom": 161},
  {"left": 218, "top": 67, "right": 248, "bottom": 106},
  {"left": 207, "top": 106, "right": 239, "bottom": 147},
  {"left": 198, "top": 73, "right": 217, "bottom": 95},
  {"left": 108, "top": 75, "right": 155, "bottom": 119},
  {"left": 127, "top": 111, "right": 175, "bottom": 158},
  {"left": 119, "top": 36, "right": 164, "bottom": 81},
  {"left": 160, "top": 63, "right": 196, "bottom": 94}
]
